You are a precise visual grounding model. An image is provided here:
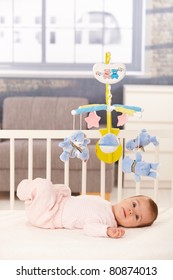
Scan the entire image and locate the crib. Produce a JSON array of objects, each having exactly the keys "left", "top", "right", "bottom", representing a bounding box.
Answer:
[{"left": 0, "top": 129, "right": 173, "bottom": 260}]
